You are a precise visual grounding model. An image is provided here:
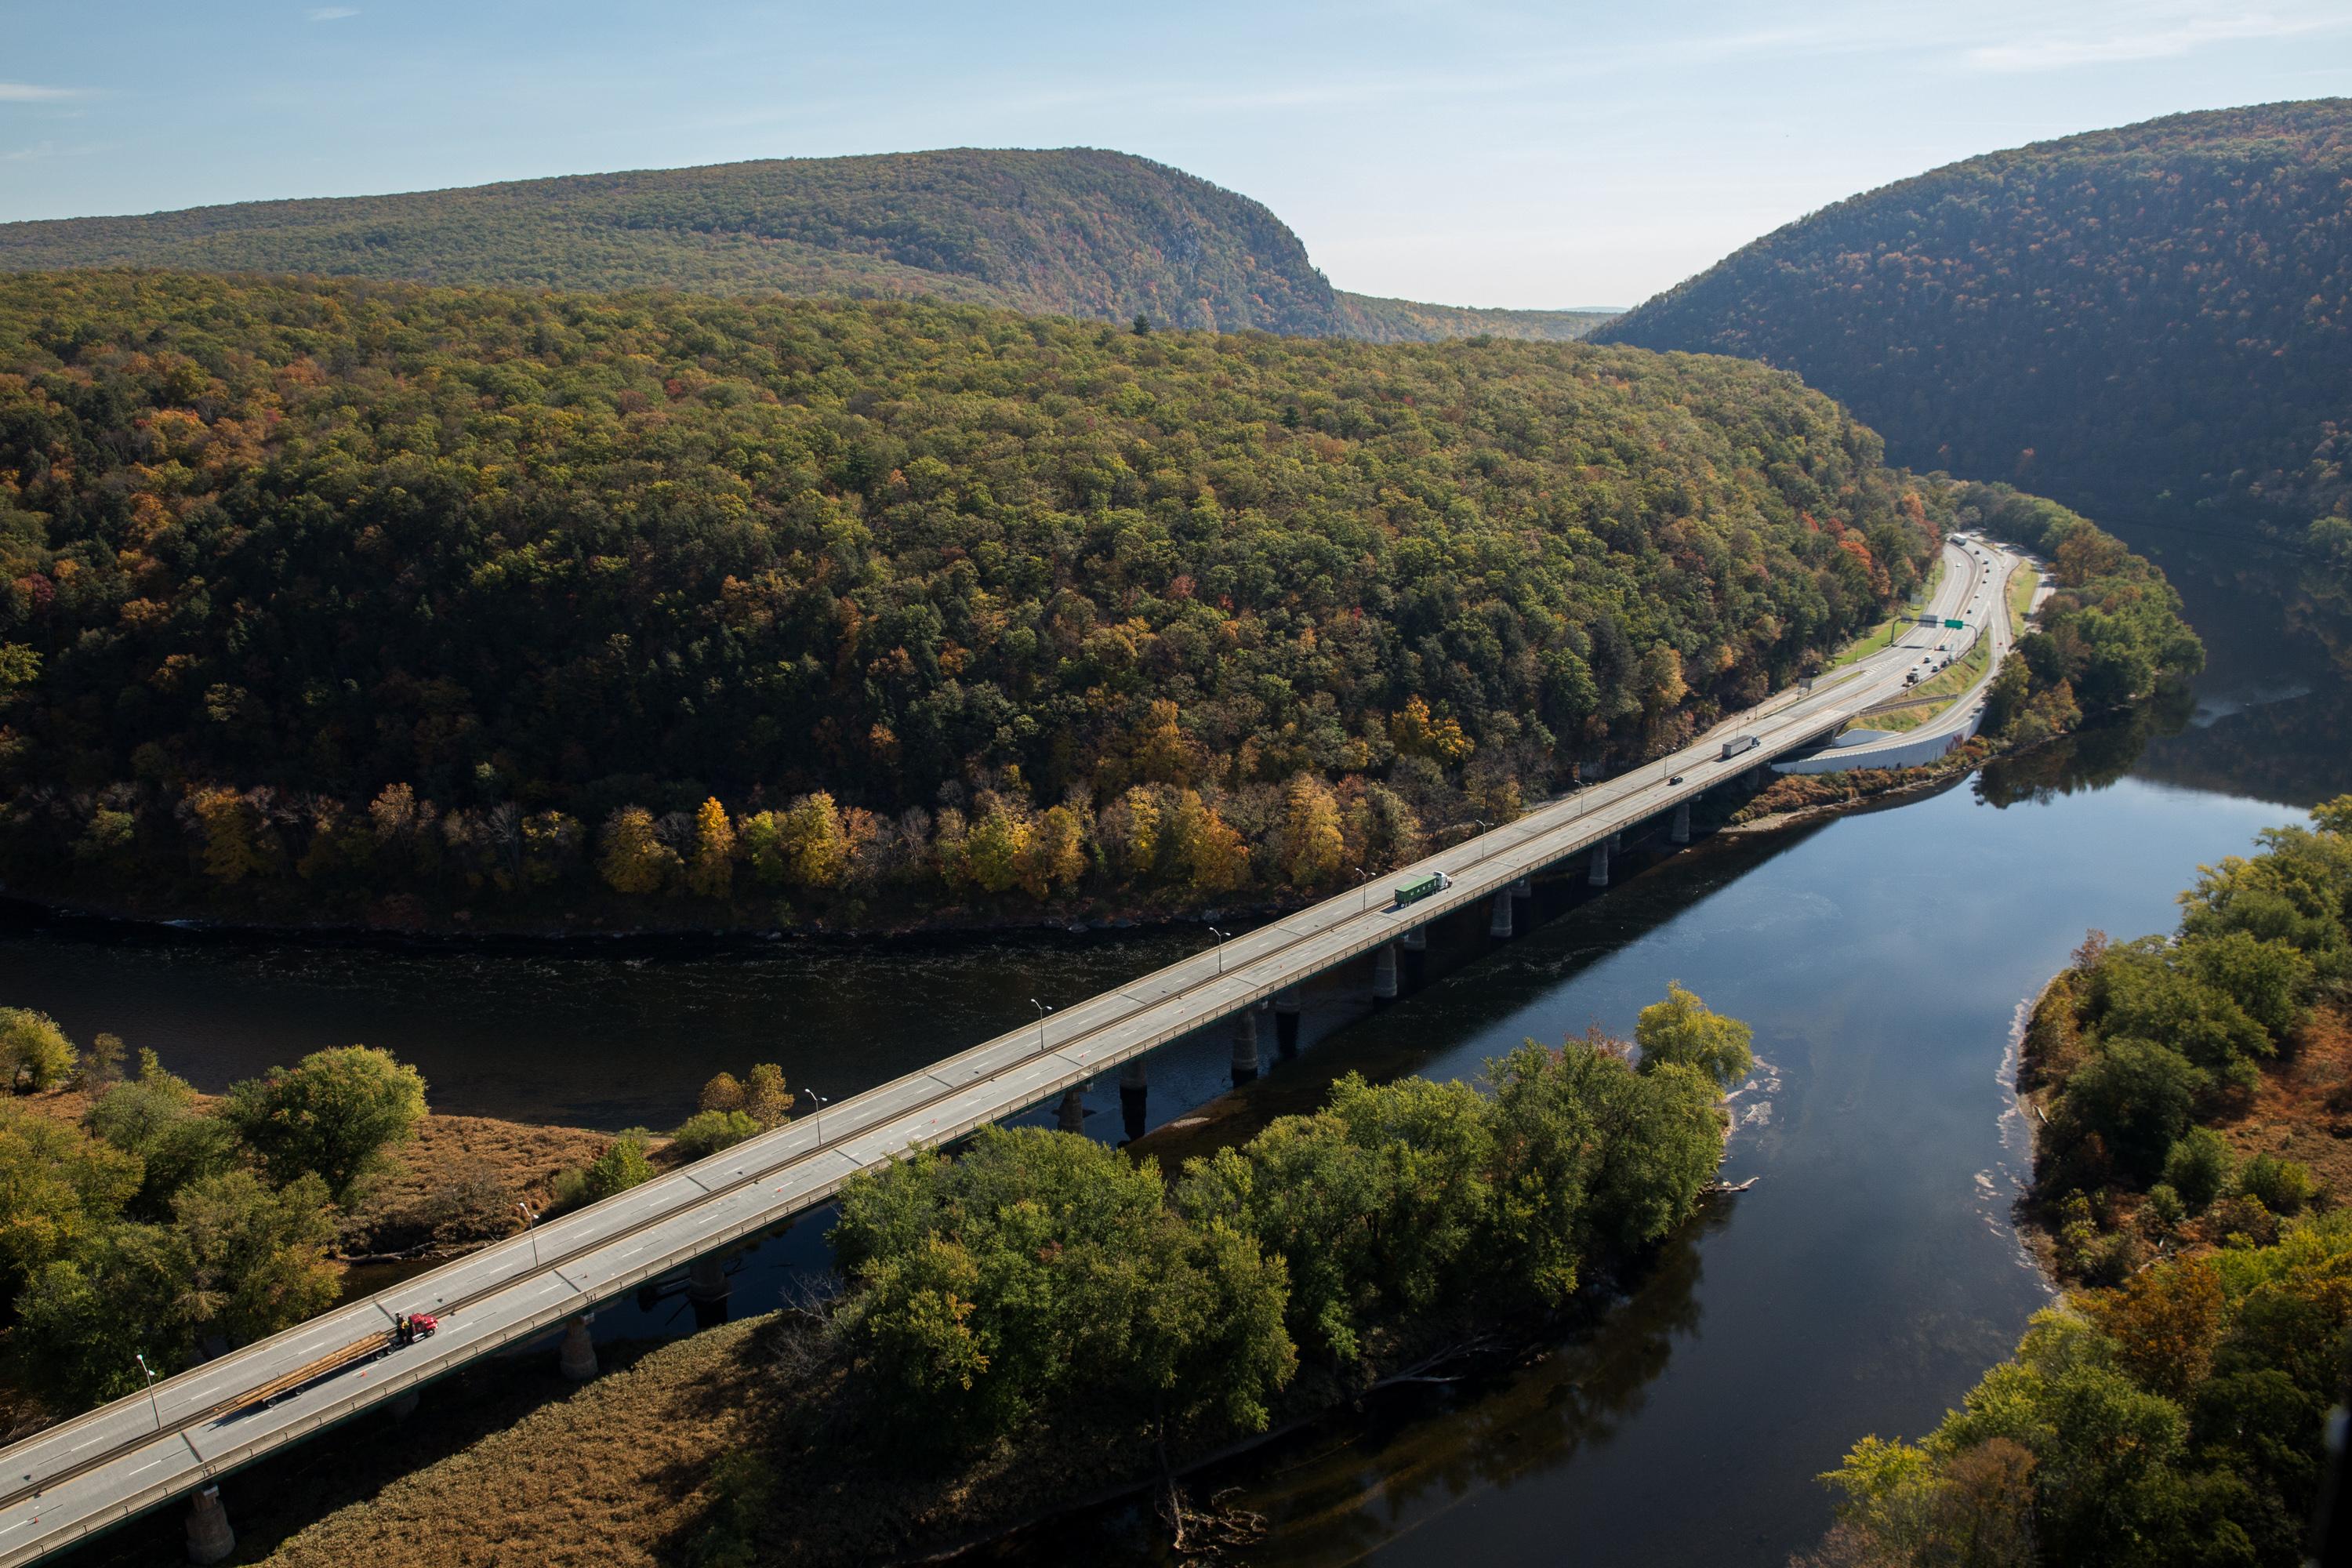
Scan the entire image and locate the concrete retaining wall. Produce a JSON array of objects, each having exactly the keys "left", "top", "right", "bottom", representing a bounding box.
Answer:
[{"left": 1772, "top": 706, "right": 1983, "bottom": 775}]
